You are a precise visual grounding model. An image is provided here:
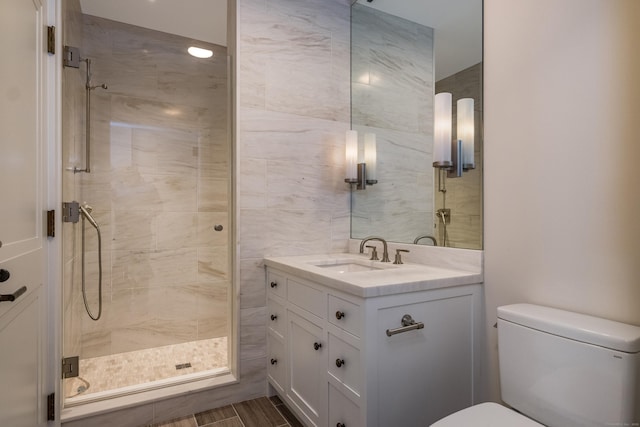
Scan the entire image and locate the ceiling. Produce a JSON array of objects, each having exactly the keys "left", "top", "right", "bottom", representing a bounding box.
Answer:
[
  {"left": 79, "top": 0, "right": 228, "bottom": 47},
  {"left": 357, "top": 0, "right": 482, "bottom": 80}
]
